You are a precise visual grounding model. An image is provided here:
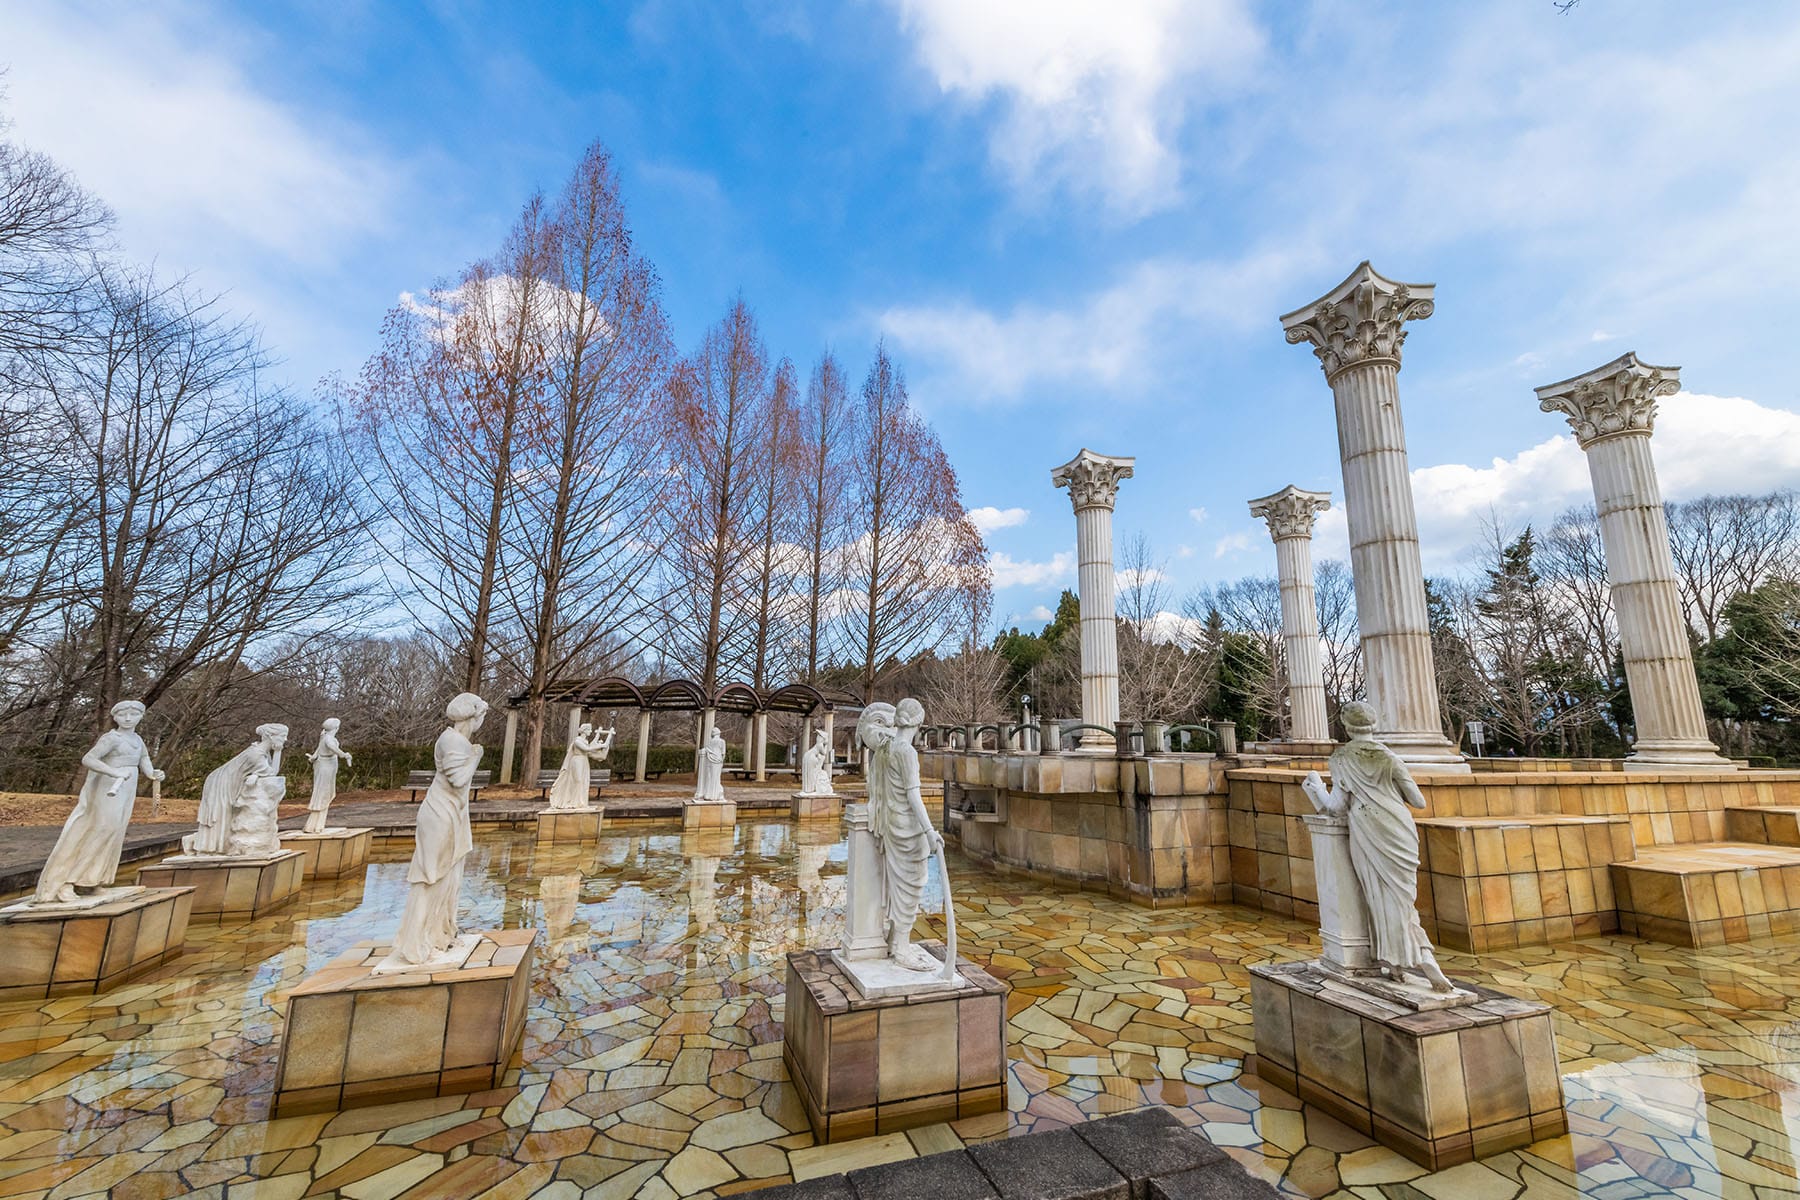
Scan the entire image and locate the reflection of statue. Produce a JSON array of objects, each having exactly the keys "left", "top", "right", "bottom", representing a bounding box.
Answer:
[
  {"left": 1302, "top": 702, "right": 1455, "bottom": 993},
  {"left": 539, "top": 873, "right": 580, "bottom": 943},
  {"left": 548, "top": 723, "right": 610, "bottom": 811},
  {"left": 798, "top": 730, "right": 833, "bottom": 796},
  {"left": 186, "top": 723, "right": 288, "bottom": 856},
  {"left": 303, "top": 718, "right": 351, "bottom": 833},
  {"left": 859, "top": 699, "right": 948, "bottom": 974},
  {"left": 34, "top": 701, "right": 165, "bottom": 905},
  {"left": 694, "top": 725, "right": 726, "bottom": 801},
  {"left": 386, "top": 694, "right": 486, "bottom": 969}
]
